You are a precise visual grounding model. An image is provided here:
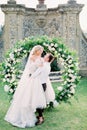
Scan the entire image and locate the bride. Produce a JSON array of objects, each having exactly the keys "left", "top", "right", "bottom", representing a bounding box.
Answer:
[{"left": 5, "top": 45, "right": 47, "bottom": 128}]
